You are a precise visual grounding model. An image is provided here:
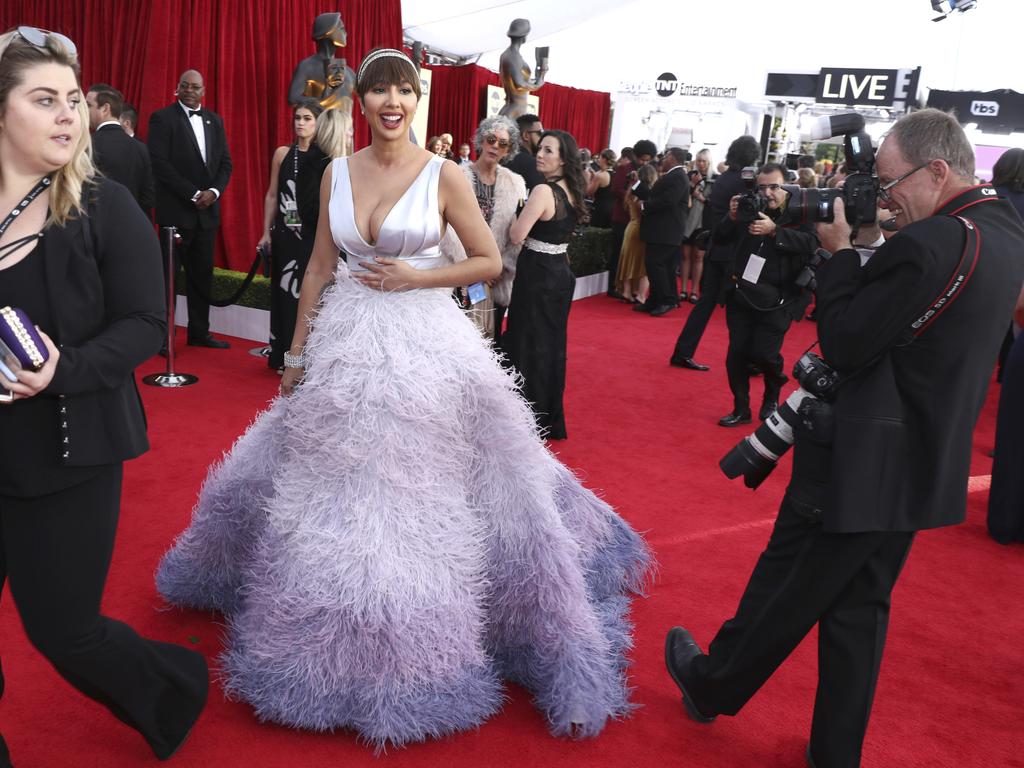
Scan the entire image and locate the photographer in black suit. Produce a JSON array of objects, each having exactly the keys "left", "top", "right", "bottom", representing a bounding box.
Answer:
[
  {"left": 664, "top": 109, "right": 1024, "bottom": 767},
  {"left": 714, "top": 163, "right": 818, "bottom": 426},
  {"left": 632, "top": 146, "right": 690, "bottom": 316},
  {"left": 670, "top": 135, "right": 762, "bottom": 370},
  {"left": 85, "top": 83, "right": 154, "bottom": 211},
  {"left": 148, "top": 69, "right": 233, "bottom": 348}
]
